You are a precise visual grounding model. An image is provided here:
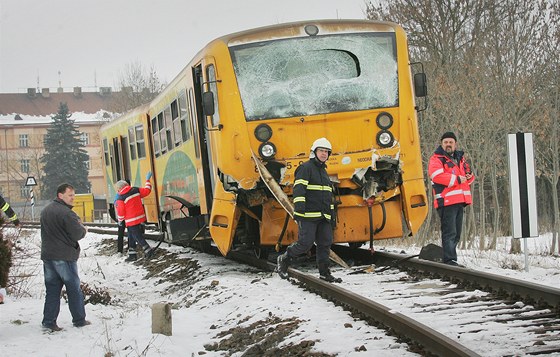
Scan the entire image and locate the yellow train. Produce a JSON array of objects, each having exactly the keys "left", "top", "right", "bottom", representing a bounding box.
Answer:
[{"left": 100, "top": 19, "right": 429, "bottom": 257}]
